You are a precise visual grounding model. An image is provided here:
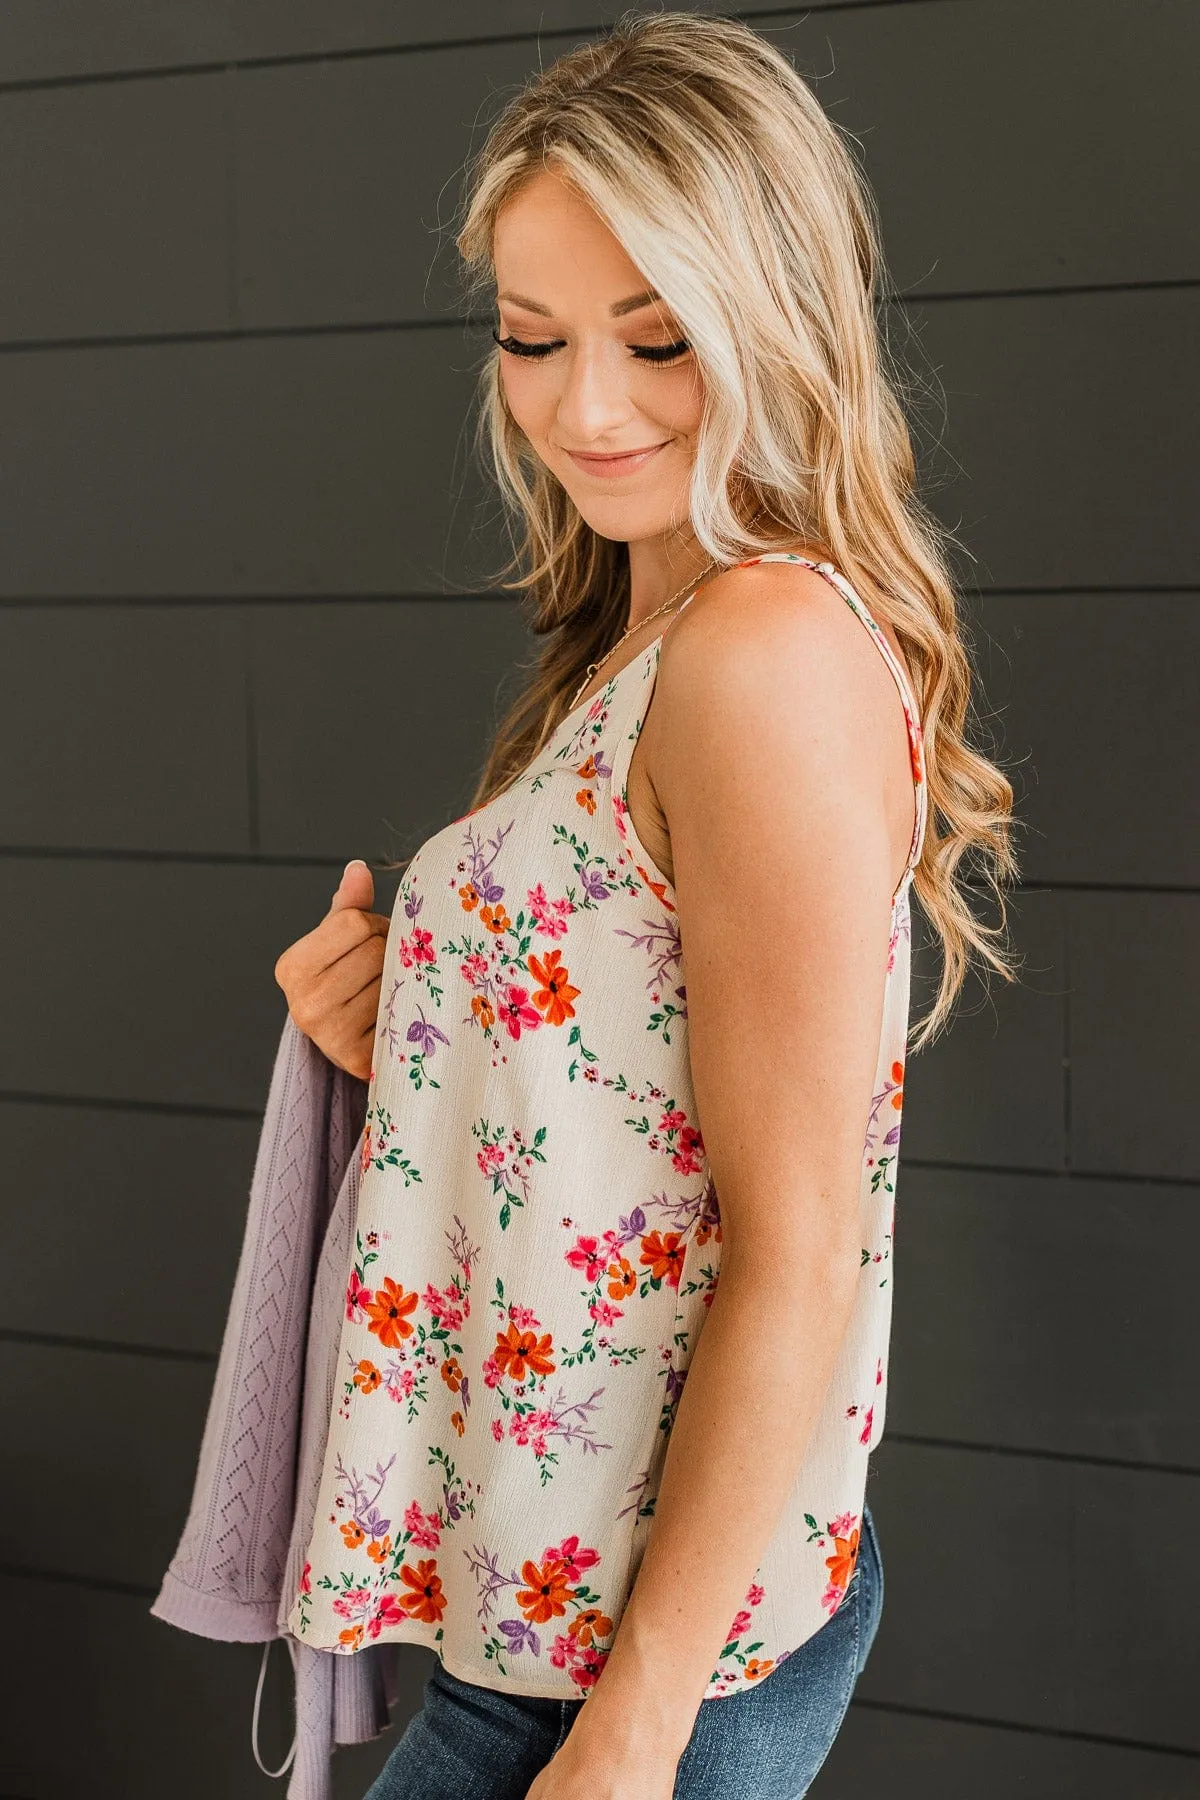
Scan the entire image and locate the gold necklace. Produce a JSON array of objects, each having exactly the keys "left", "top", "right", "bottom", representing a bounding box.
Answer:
[{"left": 568, "top": 559, "right": 720, "bottom": 712}]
